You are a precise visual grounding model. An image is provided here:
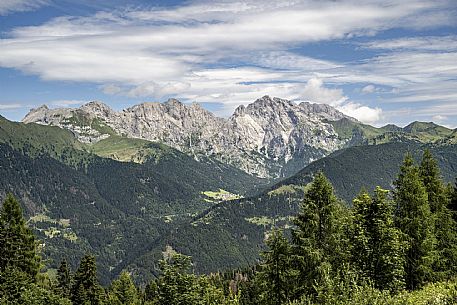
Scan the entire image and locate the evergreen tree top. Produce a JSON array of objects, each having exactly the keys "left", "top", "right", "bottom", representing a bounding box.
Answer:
[
  {"left": 1, "top": 193, "right": 27, "bottom": 228},
  {"left": 0, "top": 193, "right": 40, "bottom": 279}
]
